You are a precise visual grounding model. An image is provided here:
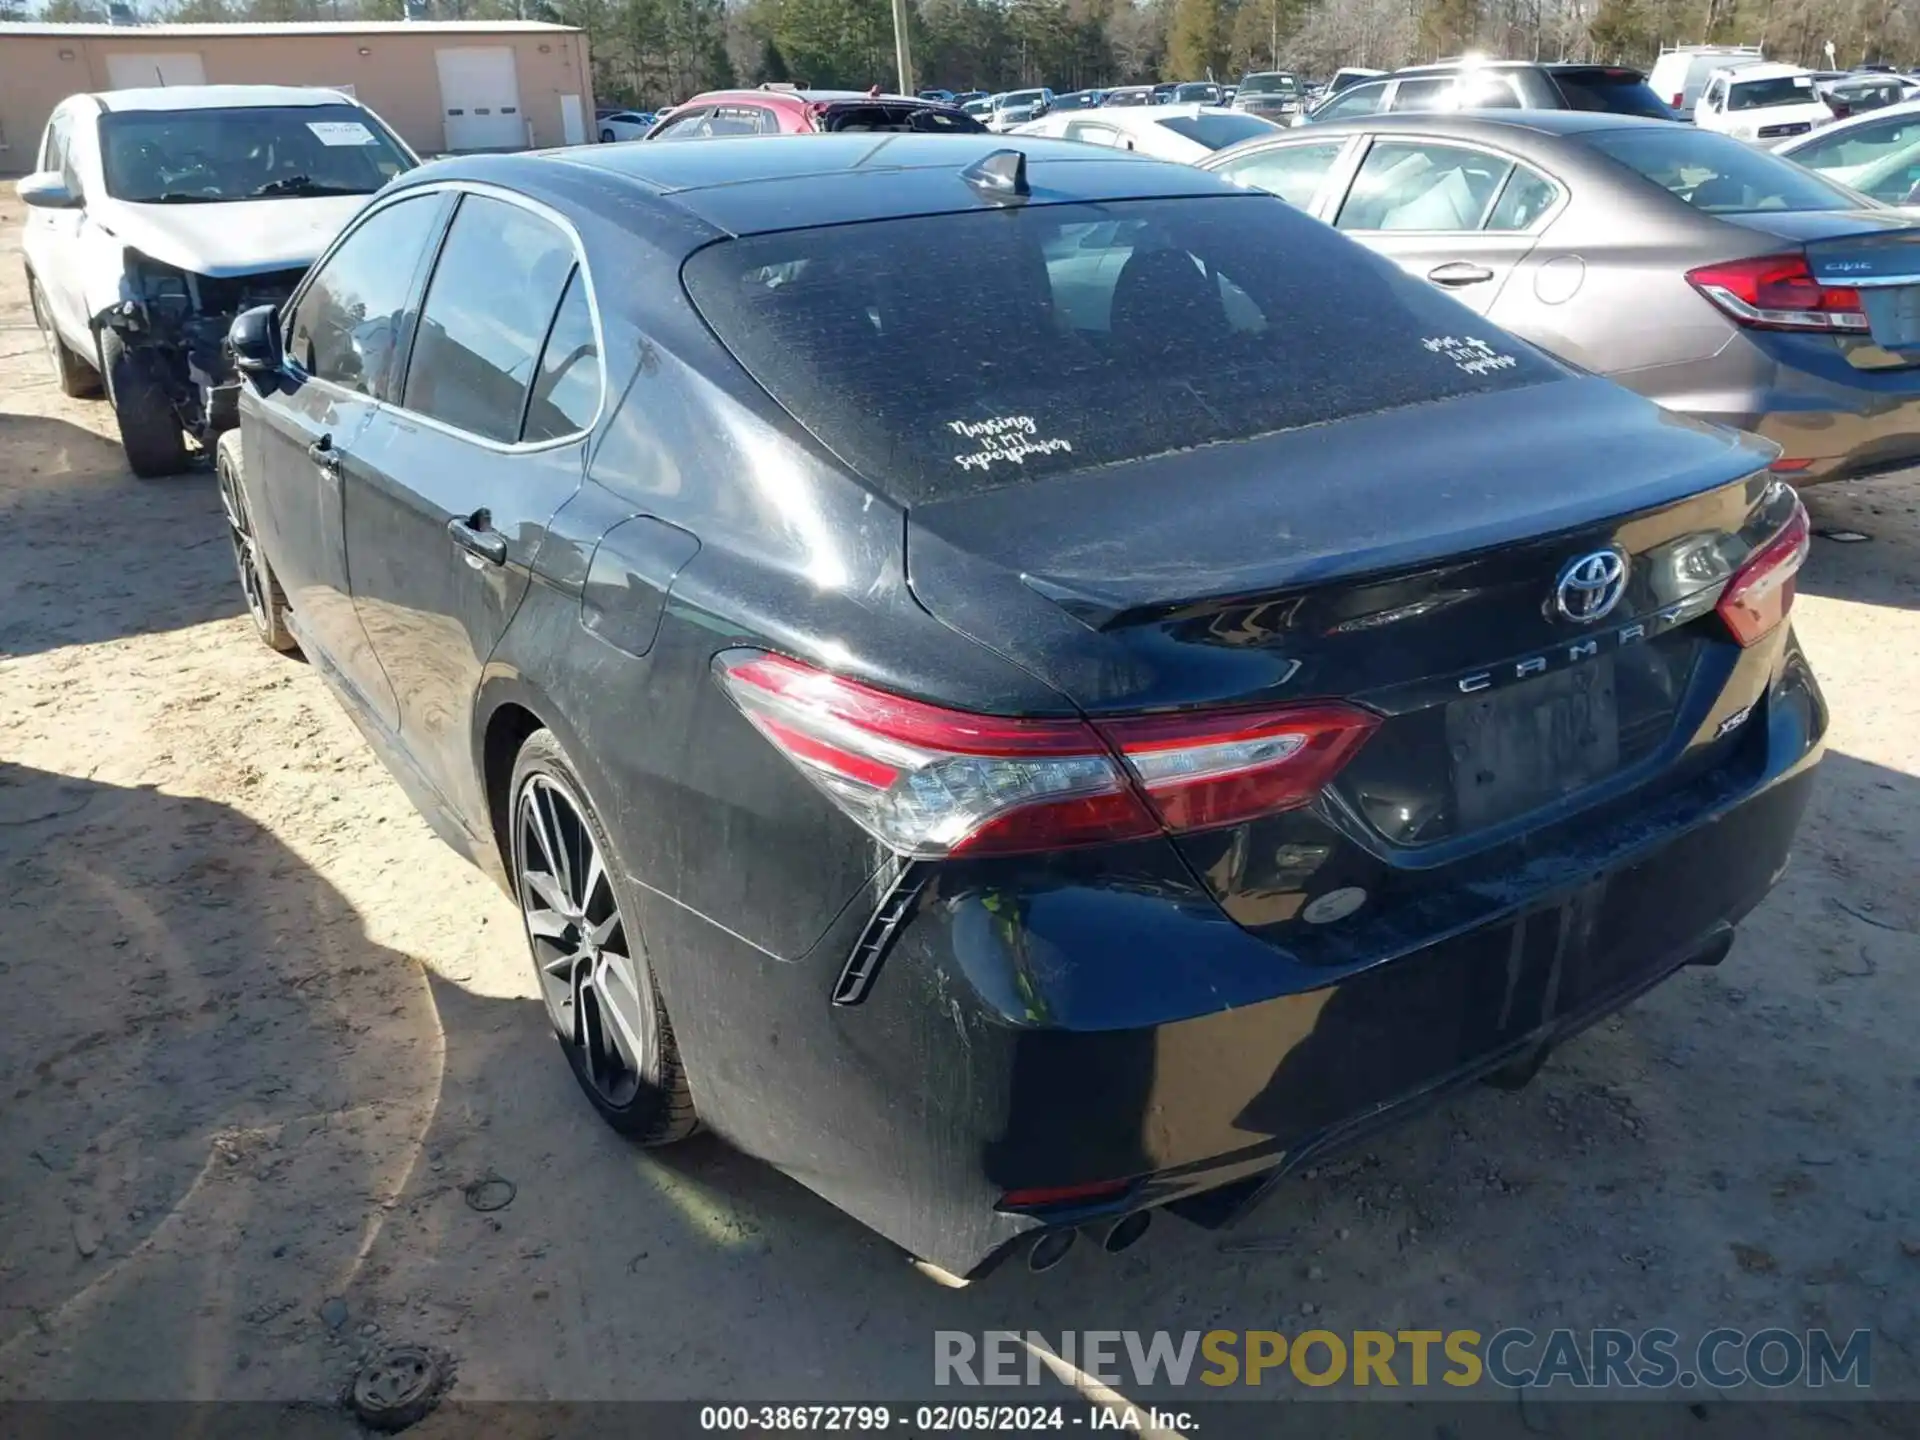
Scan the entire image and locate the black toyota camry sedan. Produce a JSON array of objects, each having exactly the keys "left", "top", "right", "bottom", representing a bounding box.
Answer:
[{"left": 218, "top": 134, "right": 1825, "bottom": 1281}]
